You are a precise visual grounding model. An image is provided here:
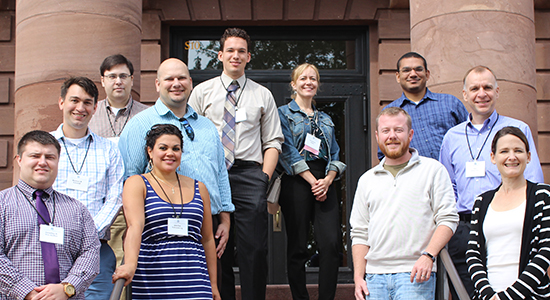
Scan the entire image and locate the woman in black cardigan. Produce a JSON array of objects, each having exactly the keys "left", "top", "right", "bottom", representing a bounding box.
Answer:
[{"left": 467, "top": 126, "right": 550, "bottom": 300}]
